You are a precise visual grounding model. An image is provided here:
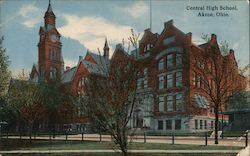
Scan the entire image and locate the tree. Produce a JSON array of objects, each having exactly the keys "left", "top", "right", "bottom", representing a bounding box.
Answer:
[
  {"left": 195, "top": 37, "right": 244, "bottom": 144},
  {"left": 38, "top": 80, "right": 63, "bottom": 136},
  {"left": 0, "top": 37, "right": 11, "bottom": 131},
  {"left": 80, "top": 31, "right": 141, "bottom": 156},
  {"left": 228, "top": 90, "right": 250, "bottom": 110},
  {"left": 201, "top": 33, "right": 230, "bottom": 56},
  {"left": 0, "top": 37, "right": 10, "bottom": 98},
  {"left": 8, "top": 72, "right": 45, "bottom": 140}
]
